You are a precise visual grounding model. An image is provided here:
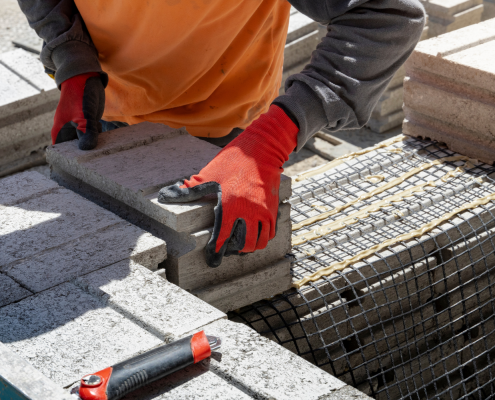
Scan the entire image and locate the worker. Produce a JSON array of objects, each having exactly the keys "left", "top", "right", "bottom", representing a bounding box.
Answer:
[{"left": 19, "top": 0, "right": 425, "bottom": 268}]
